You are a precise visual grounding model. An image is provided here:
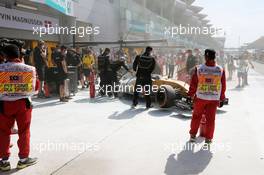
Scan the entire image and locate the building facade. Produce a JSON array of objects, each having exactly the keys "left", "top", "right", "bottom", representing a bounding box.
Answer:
[{"left": 0, "top": 0, "right": 224, "bottom": 50}]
